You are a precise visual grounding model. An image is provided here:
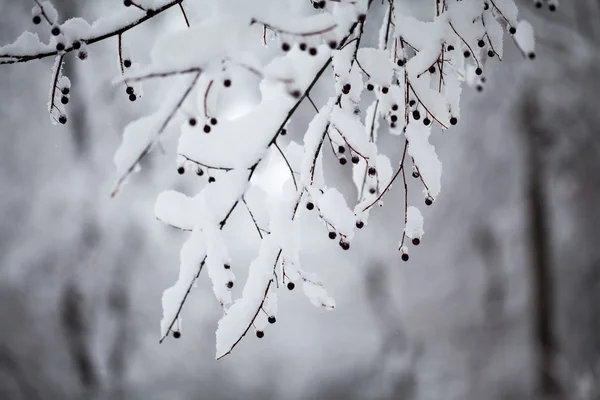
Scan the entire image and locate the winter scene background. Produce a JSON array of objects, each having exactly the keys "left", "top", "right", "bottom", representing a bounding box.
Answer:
[{"left": 0, "top": 0, "right": 599, "bottom": 399}]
